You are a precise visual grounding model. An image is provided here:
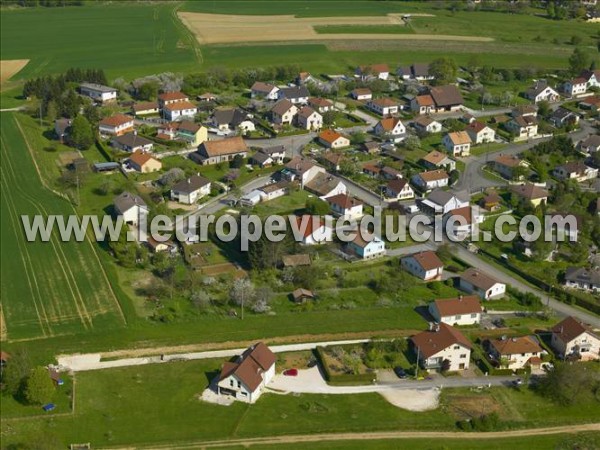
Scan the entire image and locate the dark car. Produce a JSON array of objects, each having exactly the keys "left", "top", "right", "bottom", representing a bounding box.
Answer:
[{"left": 394, "top": 367, "right": 408, "bottom": 379}]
